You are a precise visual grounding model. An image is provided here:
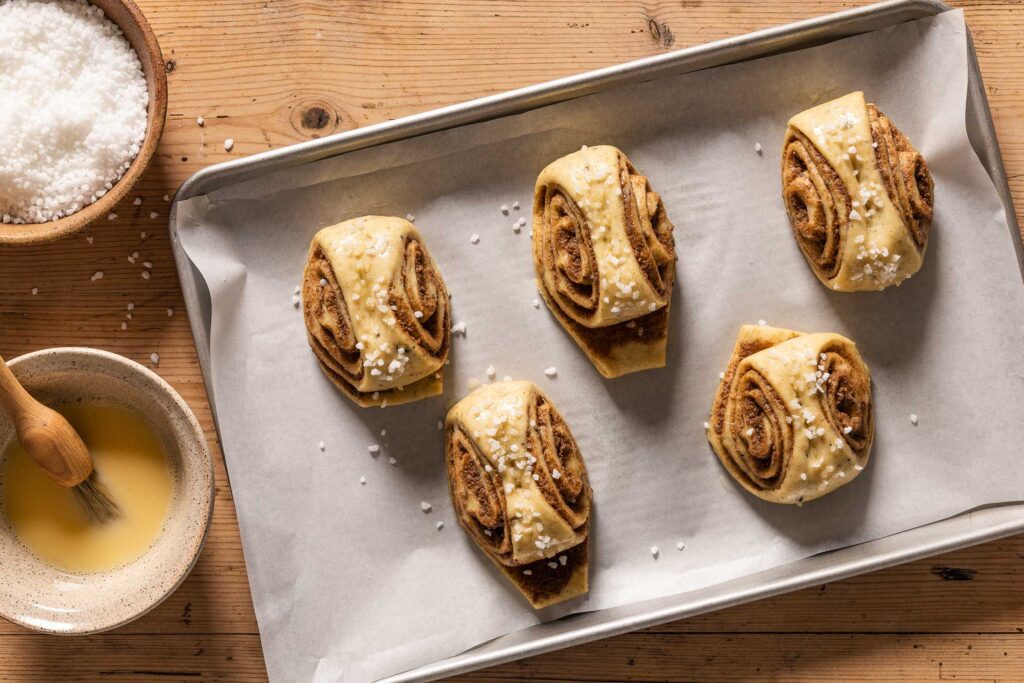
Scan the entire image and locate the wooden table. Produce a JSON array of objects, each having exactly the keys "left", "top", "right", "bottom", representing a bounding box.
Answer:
[{"left": 1, "top": 1, "right": 1022, "bottom": 680}]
